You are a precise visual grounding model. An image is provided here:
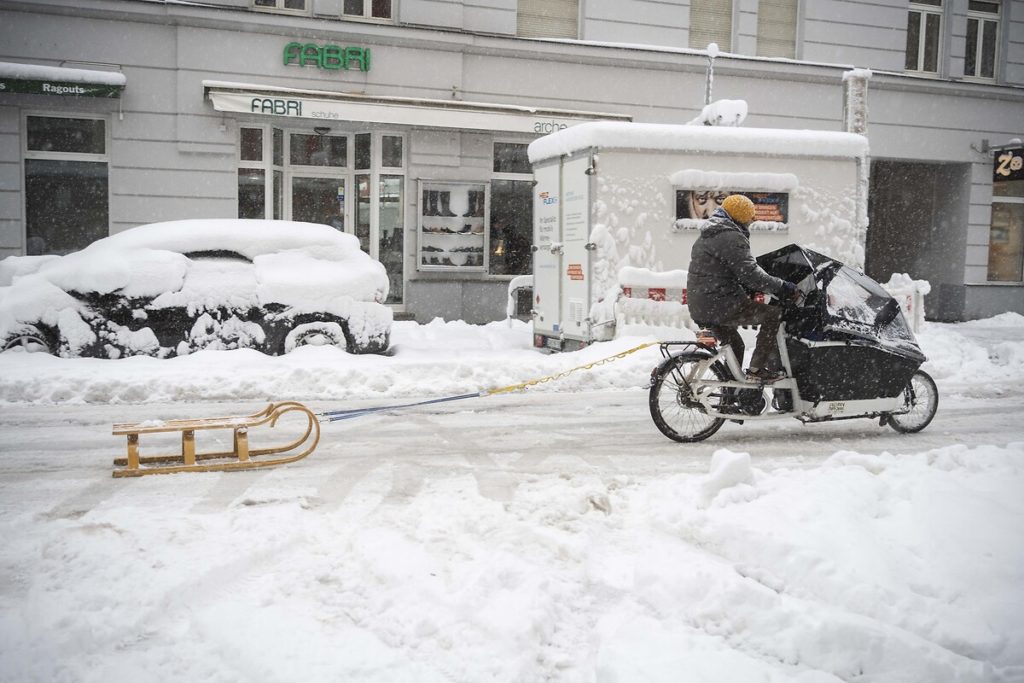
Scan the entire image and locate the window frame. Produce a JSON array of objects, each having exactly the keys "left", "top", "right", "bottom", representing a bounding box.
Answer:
[
  {"left": 906, "top": 1, "right": 944, "bottom": 75},
  {"left": 341, "top": 0, "right": 394, "bottom": 22},
  {"left": 964, "top": 0, "right": 1000, "bottom": 81},
  {"left": 22, "top": 111, "right": 111, "bottom": 255},
  {"left": 251, "top": 0, "right": 311, "bottom": 17}
]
